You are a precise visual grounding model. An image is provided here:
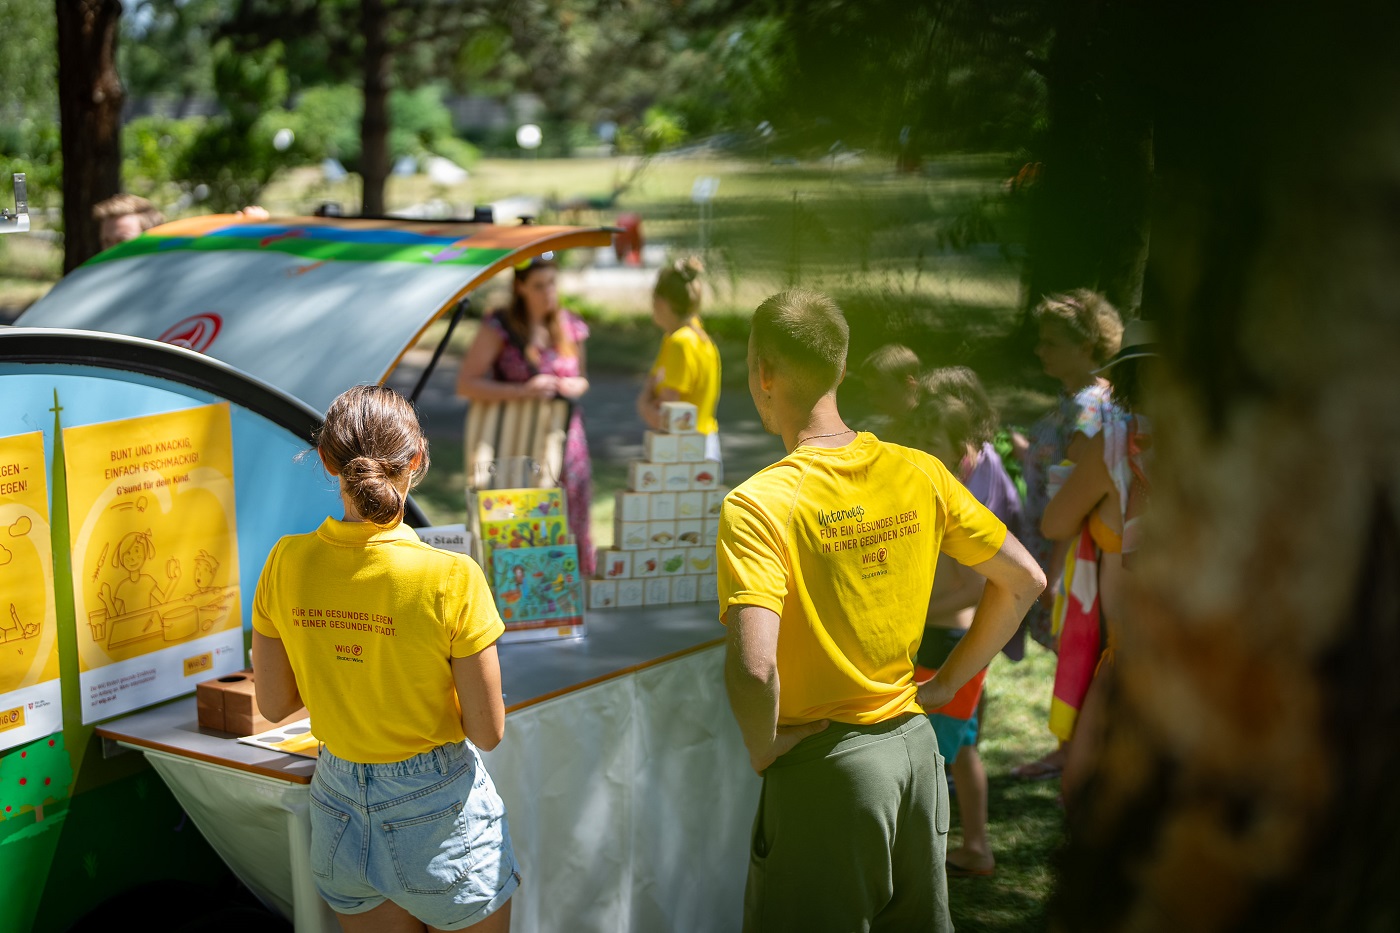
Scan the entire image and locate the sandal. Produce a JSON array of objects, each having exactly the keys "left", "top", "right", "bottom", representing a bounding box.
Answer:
[
  {"left": 946, "top": 849, "right": 996, "bottom": 878},
  {"left": 1010, "top": 750, "right": 1064, "bottom": 781}
]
